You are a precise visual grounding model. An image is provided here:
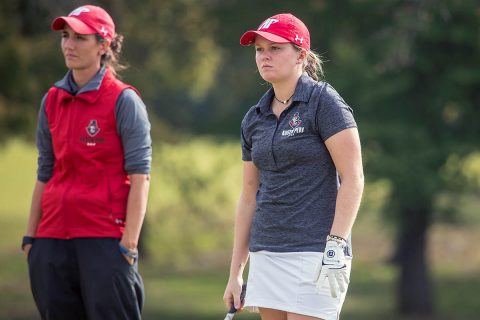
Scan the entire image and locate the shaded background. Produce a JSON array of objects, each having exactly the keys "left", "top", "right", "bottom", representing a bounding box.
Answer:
[{"left": 0, "top": 0, "right": 479, "bottom": 319}]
